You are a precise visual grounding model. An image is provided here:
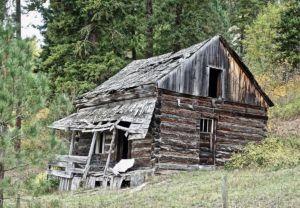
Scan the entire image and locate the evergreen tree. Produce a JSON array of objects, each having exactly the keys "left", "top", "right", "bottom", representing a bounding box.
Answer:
[
  {"left": 0, "top": 0, "right": 8, "bottom": 23},
  {"left": 153, "top": 0, "right": 229, "bottom": 55},
  {"left": 32, "top": 0, "right": 143, "bottom": 97},
  {"left": 227, "top": 0, "right": 280, "bottom": 55},
  {"left": 0, "top": 25, "right": 49, "bottom": 206},
  {"left": 28, "top": 0, "right": 230, "bottom": 97},
  {"left": 275, "top": 1, "right": 300, "bottom": 74}
]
